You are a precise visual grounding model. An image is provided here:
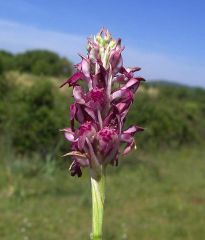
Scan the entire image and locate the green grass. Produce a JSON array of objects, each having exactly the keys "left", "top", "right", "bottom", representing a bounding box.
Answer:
[{"left": 1, "top": 147, "right": 205, "bottom": 240}]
